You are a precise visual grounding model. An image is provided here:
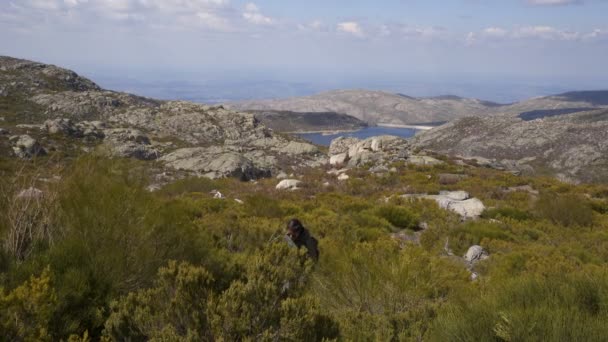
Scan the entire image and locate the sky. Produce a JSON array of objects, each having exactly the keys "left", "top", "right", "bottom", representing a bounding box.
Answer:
[{"left": 1, "top": 0, "right": 607, "bottom": 101}]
